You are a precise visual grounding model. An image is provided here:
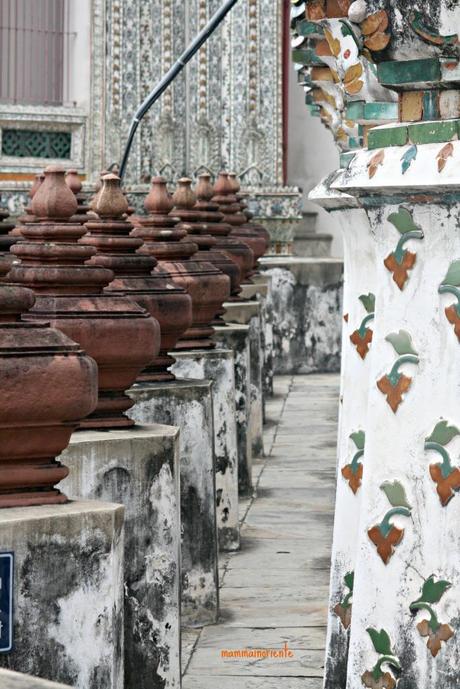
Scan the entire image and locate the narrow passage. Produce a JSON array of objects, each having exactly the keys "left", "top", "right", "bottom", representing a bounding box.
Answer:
[{"left": 182, "top": 373, "right": 340, "bottom": 689}]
